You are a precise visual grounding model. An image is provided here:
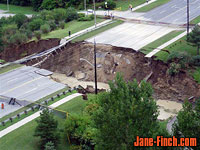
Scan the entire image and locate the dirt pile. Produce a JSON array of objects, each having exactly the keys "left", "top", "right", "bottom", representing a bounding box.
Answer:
[
  {"left": 29, "top": 42, "right": 199, "bottom": 101},
  {"left": 0, "top": 38, "right": 60, "bottom": 62}
]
